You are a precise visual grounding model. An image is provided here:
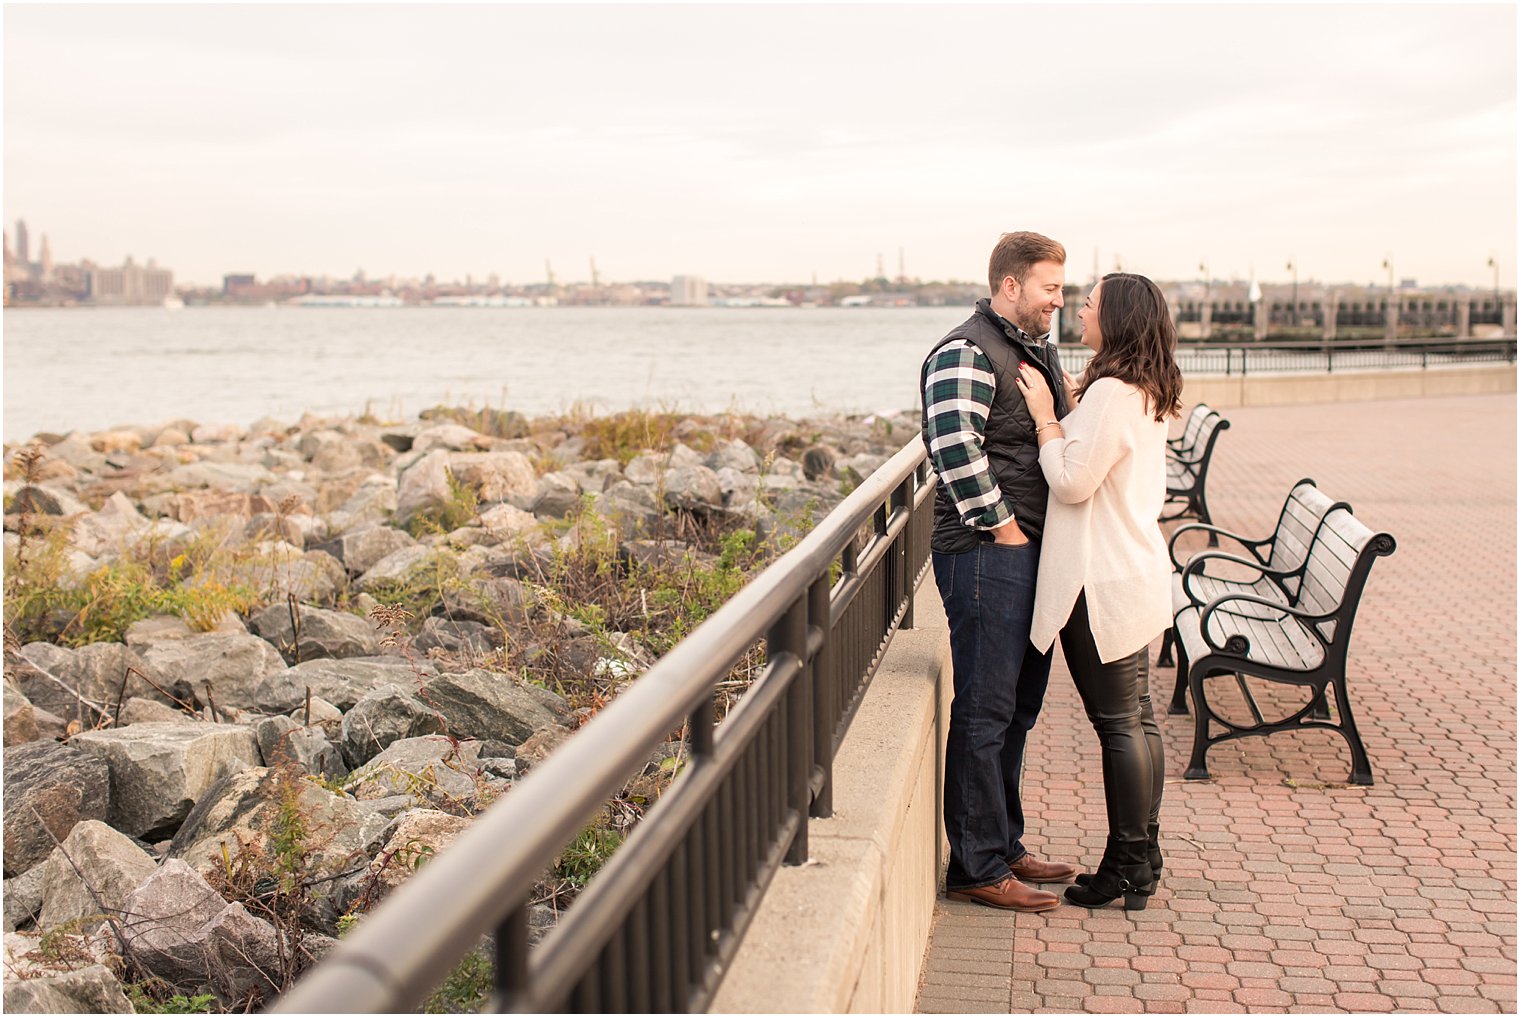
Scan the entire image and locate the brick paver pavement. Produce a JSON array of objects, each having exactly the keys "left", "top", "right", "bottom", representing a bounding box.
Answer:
[{"left": 916, "top": 393, "right": 1517, "bottom": 1014}]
